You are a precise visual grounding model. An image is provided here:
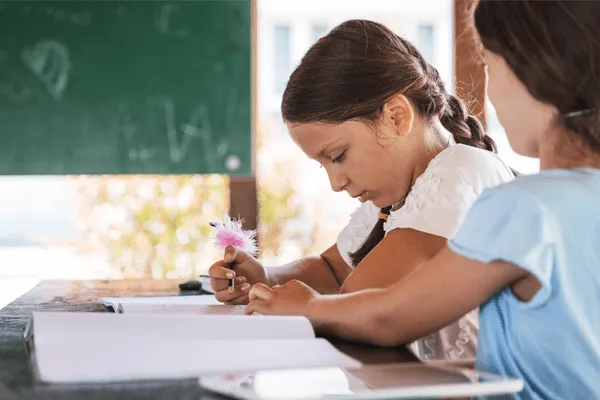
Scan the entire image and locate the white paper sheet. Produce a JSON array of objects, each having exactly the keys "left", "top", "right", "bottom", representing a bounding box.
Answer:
[
  {"left": 35, "top": 338, "right": 363, "bottom": 383},
  {"left": 31, "top": 312, "right": 316, "bottom": 345}
]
